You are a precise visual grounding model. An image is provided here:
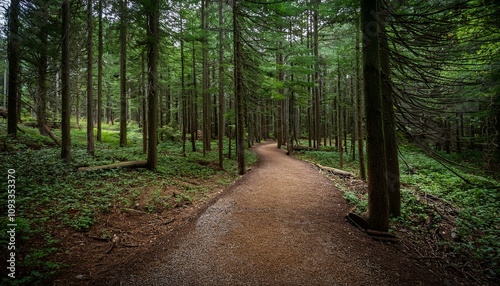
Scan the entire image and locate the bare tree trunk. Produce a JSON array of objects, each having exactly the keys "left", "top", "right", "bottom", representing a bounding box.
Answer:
[
  {"left": 218, "top": 0, "right": 225, "bottom": 168},
  {"left": 350, "top": 75, "right": 356, "bottom": 160},
  {"left": 191, "top": 42, "right": 198, "bottom": 152},
  {"left": 356, "top": 14, "right": 366, "bottom": 180},
  {"left": 337, "top": 60, "right": 344, "bottom": 168},
  {"left": 234, "top": 1, "right": 245, "bottom": 175},
  {"left": 313, "top": 0, "right": 320, "bottom": 148},
  {"left": 362, "top": 0, "right": 389, "bottom": 231},
  {"left": 379, "top": 8, "right": 400, "bottom": 217},
  {"left": 61, "top": 0, "right": 72, "bottom": 163},
  {"left": 37, "top": 1, "right": 49, "bottom": 136},
  {"left": 119, "top": 0, "right": 127, "bottom": 147},
  {"left": 97, "top": 0, "right": 104, "bottom": 142},
  {"left": 146, "top": 0, "right": 159, "bottom": 170},
  {"left": 202, "top": 0, "right": 211, "bottom": 155},
  {"left": 87, "top": 0, "right": 95, "bottom": 156},
  {"left": 180, "top": 18, "right": 186, "bottom": 156},
  {"left": 7, "top": 0, "right": 20, "bottom": 137},
  {"left": 141, "top": 50, "right": 148, "bottom": 154}
]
